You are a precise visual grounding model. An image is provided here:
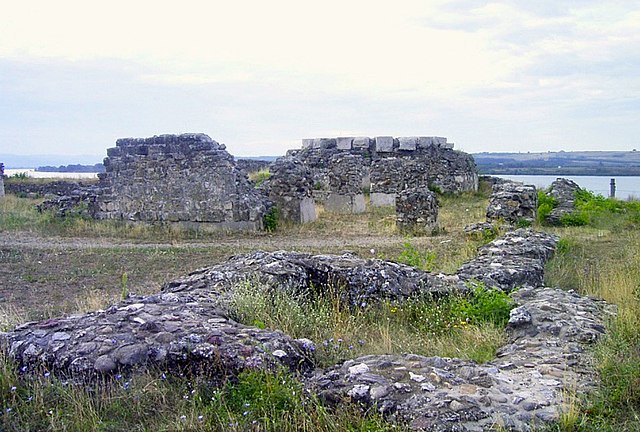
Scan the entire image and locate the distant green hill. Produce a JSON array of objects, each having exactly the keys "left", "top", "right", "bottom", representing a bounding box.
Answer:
[{"left": 473, "top": 151, "right": 640, "bottom": 176}]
